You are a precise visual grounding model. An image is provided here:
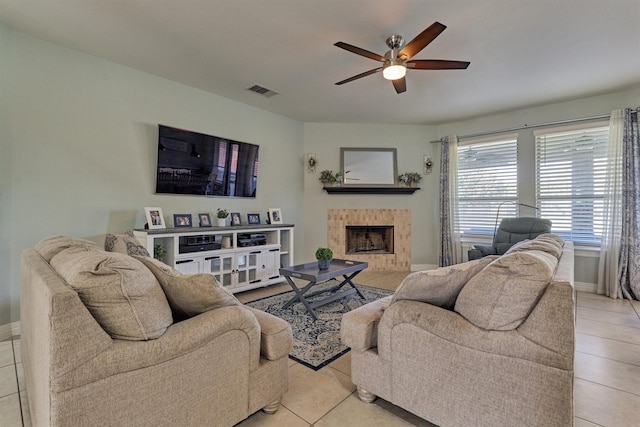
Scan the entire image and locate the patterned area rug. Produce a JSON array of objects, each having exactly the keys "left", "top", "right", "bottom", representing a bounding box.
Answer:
[{"left": 246, "top": 281, "right": 393, "bottom": 370}]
